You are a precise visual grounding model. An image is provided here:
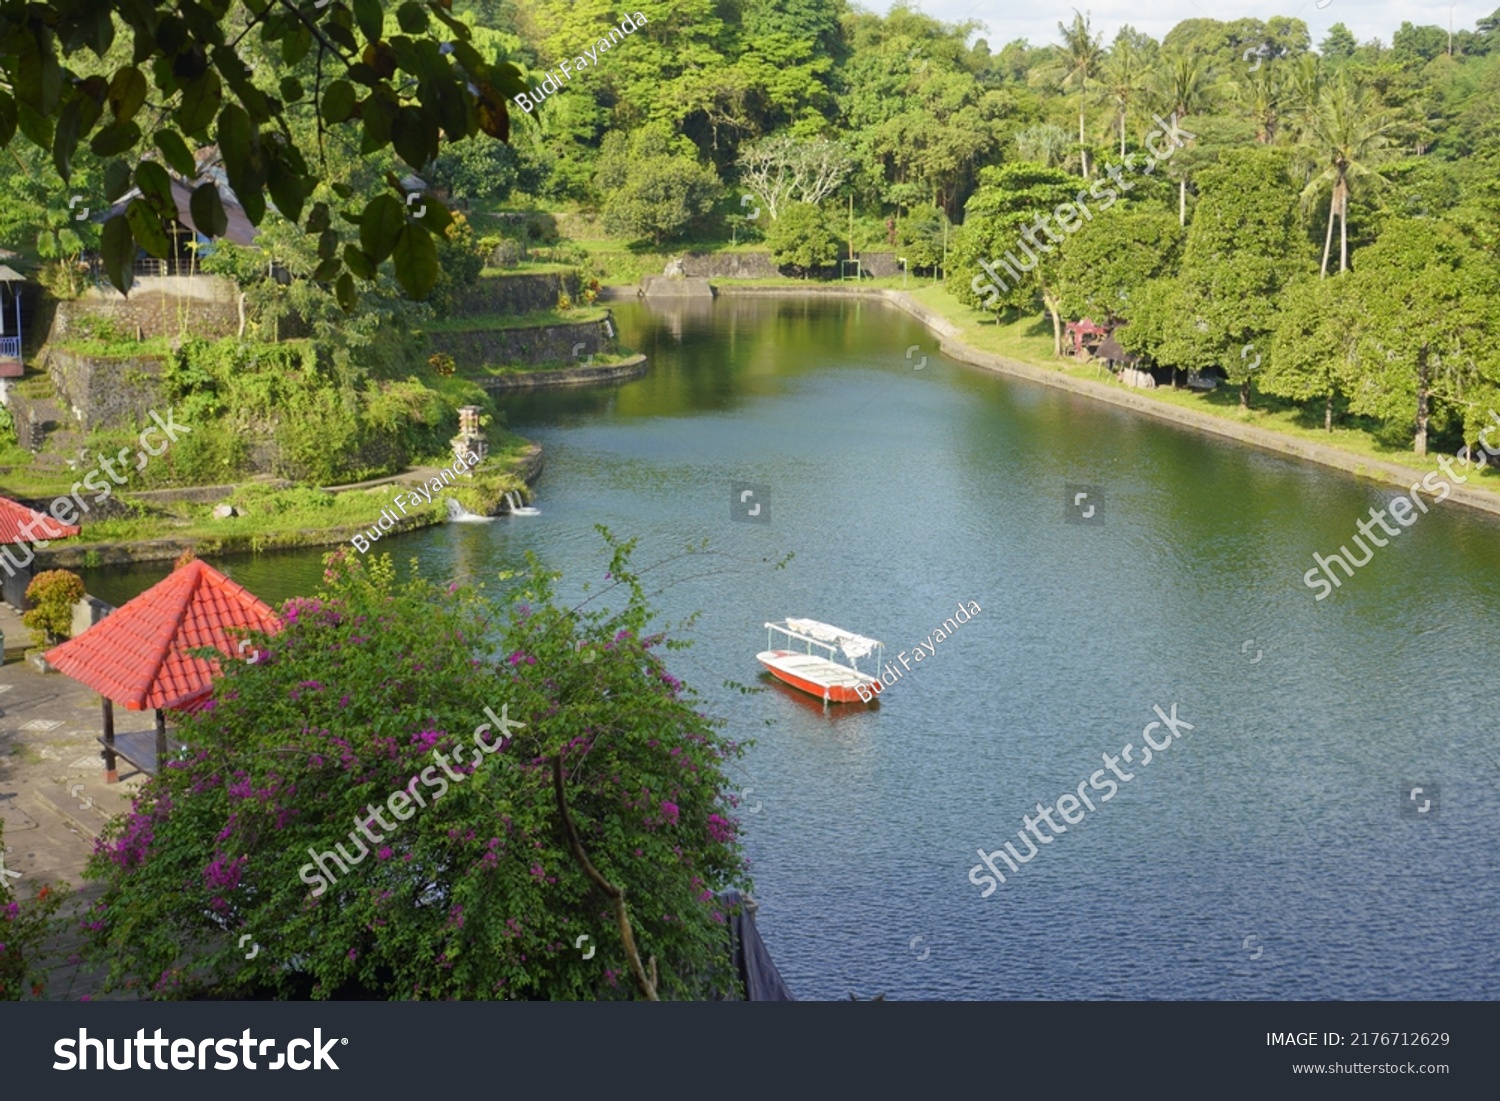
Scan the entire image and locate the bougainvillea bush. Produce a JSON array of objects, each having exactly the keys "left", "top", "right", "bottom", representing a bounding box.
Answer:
[{"left": 82, "top": 533, "right": 748, "bottom": 999}]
